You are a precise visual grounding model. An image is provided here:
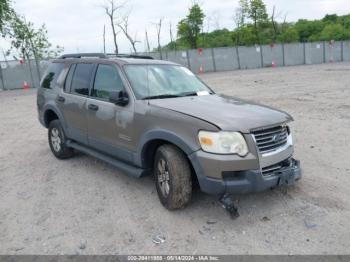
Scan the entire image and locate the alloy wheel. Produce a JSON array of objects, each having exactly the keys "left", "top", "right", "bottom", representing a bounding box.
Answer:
[
  {"left": 50, "top": 128, "right": 61, "bottom": 152},
  {"left": 157, "top": 158, "right": 170, "bottom": 197}
]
